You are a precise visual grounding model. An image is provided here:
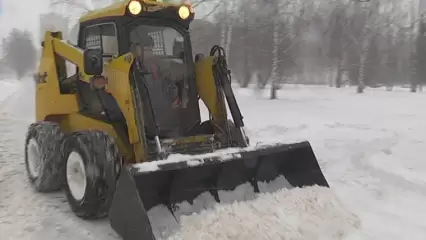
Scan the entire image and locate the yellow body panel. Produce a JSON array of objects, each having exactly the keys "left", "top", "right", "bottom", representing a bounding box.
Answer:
[
  {"left": 37, "top": 31, "right": 137, "bottom": 162},
  {"left": 36, "top": 32, "right": 80, "bottom": 121},
  {"left": 79, "top": 0, "right": 181, "bottom": 23},
  {"left": 56, "top": 113, "right": 132, "bottom": 162},
  {"left": 79, "top": 1, "right": 128, "bottom": 23},
  {"left": 36, "top": 0, "right": 218, "bottom": 165},
  {"left": 194, "top": 56, "right": 227, "bottom": 122},
  {"left": 52, "top": 38, "right": 84, "bottom": 67},
  {"left": 77, "top": 53, "right": 141, "bottom": 144},
  {"left": 103, "top": 53, "right": 147, "bottom": 162}
]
